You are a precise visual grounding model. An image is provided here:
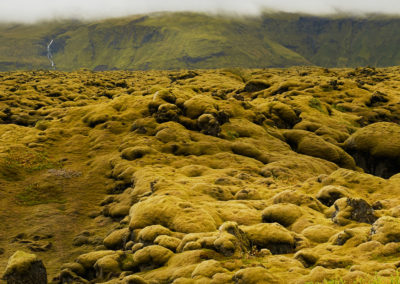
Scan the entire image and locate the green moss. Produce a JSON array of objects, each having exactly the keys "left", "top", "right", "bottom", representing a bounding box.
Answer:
[
  {"left": 3, "top": 148, "right": 60, "bottom": 173},
  {"left": 4, "top": 251, "right": 38, "bottom": 276},
  {"left": 309, "top": 98, "right": 326, "bottom": 113},
  {"left": 16, "top": 183, "right": 66, "bottom": 206},
  {"left": 305, "top": 273, "right": 400, "bottom": 284},
  {"left": 225, "top": 130, "right": 240, "bottom": 140},
  {"left": 332, "top": 104, "right": 347, "bottom": 112}
]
